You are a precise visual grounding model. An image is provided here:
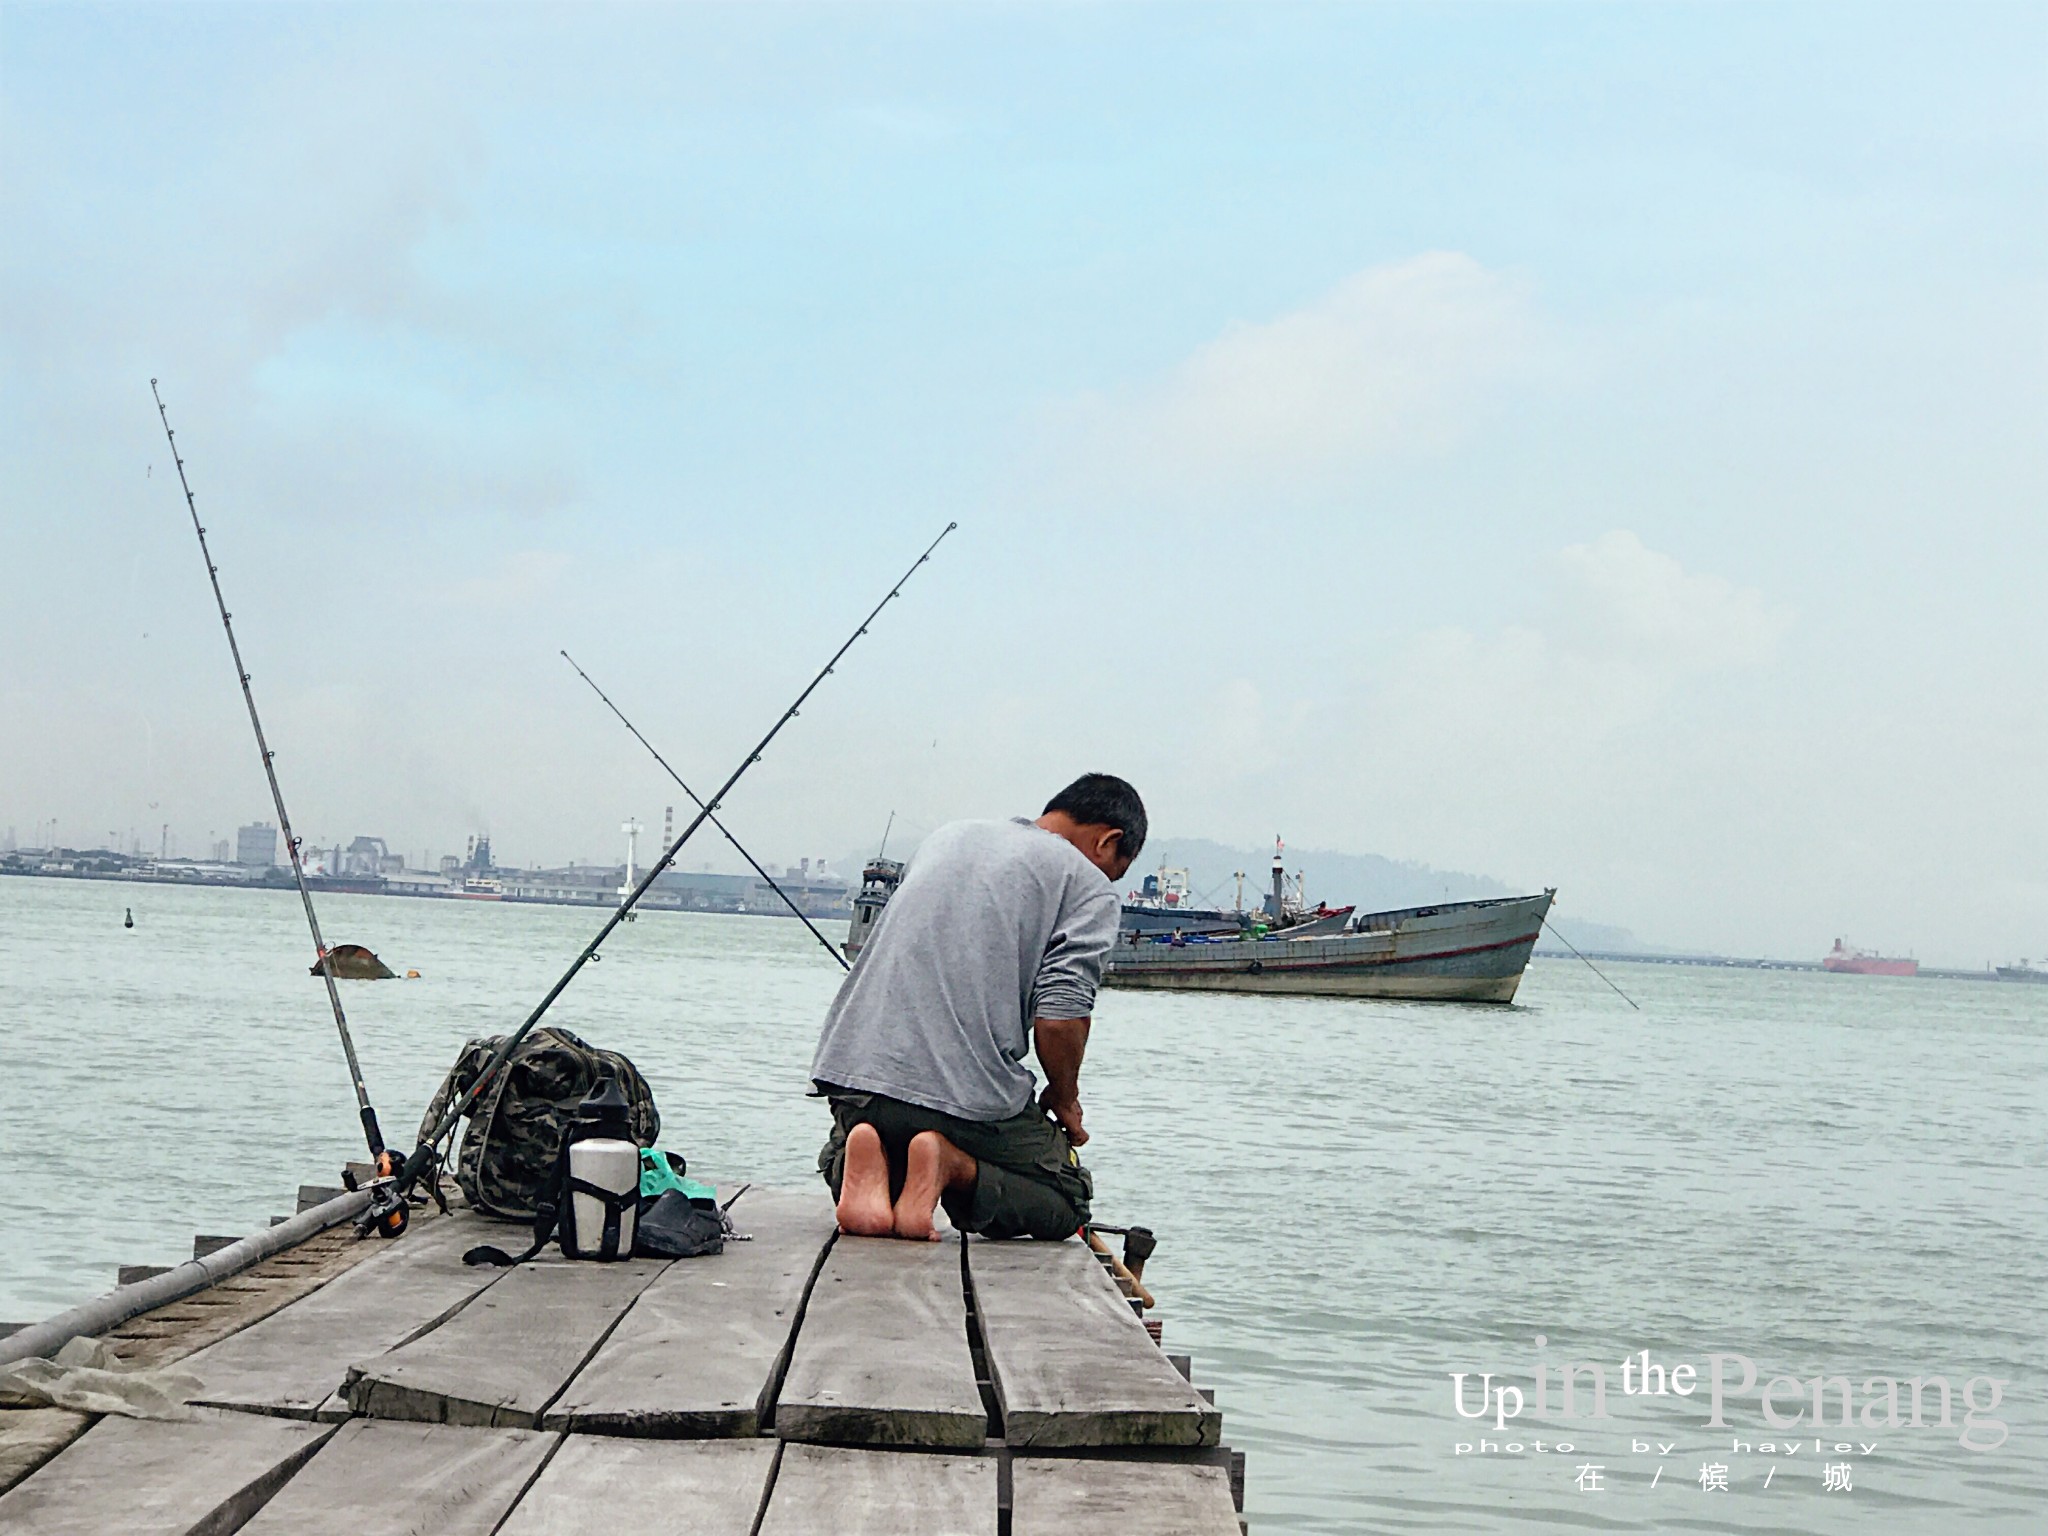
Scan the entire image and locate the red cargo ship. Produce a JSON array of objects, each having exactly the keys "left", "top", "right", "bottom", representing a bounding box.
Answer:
[{"left": 1822, "top": 939, "right": 1917, "bottom": 977}]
